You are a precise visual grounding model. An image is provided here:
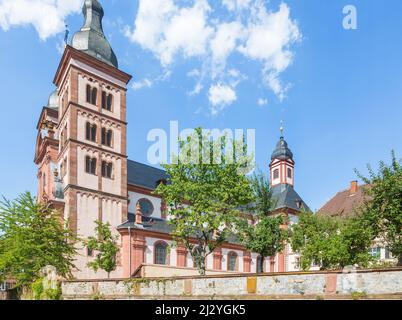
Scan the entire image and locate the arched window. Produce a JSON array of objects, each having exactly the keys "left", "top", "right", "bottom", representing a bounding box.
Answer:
[
  {"left": 101, "top": 128, "right": 112, "bottom": 147},
  {"left": 154, "top": 242, "right": 168, "bottom": 265},
  {"left": 85, "top": 156, "right": 97, "bottom": 175},
  {"left": 257, "top": 256, "right": 264, "bottom": 273},
  {"left": 227, "top": 251, "right": 238, "bottom": 271},
  {"left": 91, "top": 87, "right": 97, "bottom": 105},
  {"left": 101, "top": 92, "right": 113, "bottom": 111},
  {"left": 273, "top": 169, "right": 279, "bottom": 180},
  {"left": 101, "top": 161, "right": 113, "bottom": 179},
  {"left": 86, "top": 122, "right": 97, "bottom": 142},
  {"left": 137, "top": 198, "right": 154, "bottom": 216},
  {"left": 192, "top": 246, "right": 203, "bottom": 268},
  {"left": 101, "top": 91, "right": 107, "bottom": 109},
  {"left": 86, "top": 85, "right": 91, "bottom": 103},
  {"left": 287, "top": 168, "right": 292, "bottom": 179},
  {"left": 107, "top": 94, "right": 113, "bottom": 111}
]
